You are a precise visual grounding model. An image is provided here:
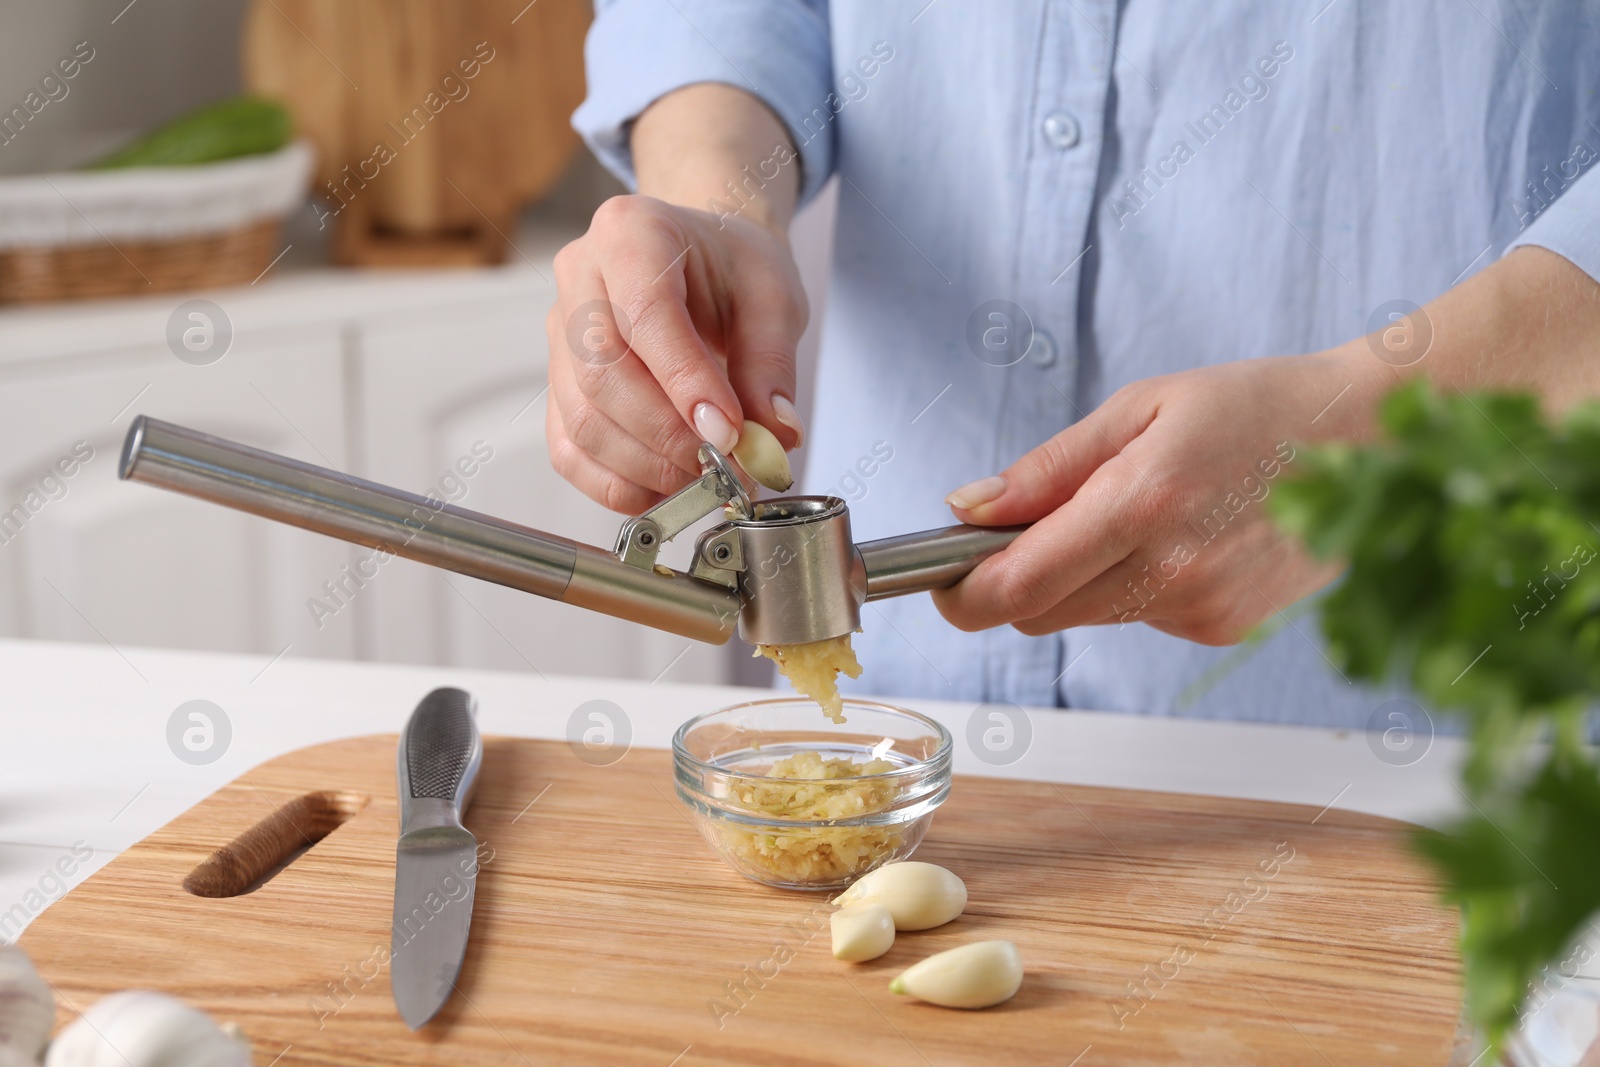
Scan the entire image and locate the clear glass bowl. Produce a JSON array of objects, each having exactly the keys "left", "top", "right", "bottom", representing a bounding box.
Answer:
[{"left": 673, "top": 697, "right": 952, "bottom": 891}]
